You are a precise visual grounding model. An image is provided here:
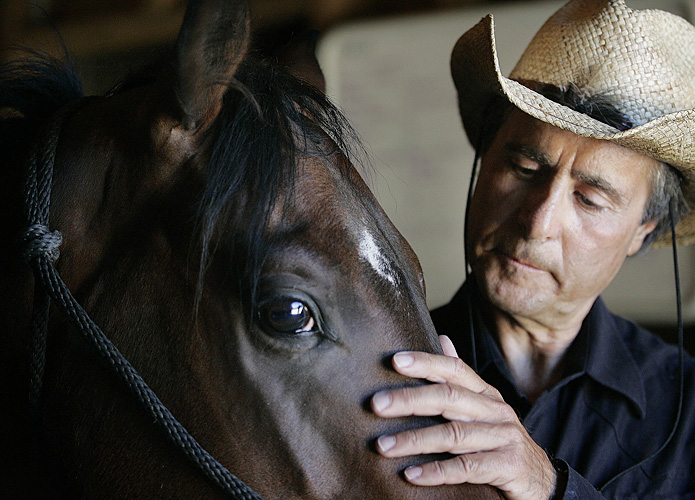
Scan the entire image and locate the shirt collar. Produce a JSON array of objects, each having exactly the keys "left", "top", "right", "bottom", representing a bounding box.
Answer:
[
  {"left": 456, "top": 283, "right": 647, "bottom": 418},
  {"left": 582, "top": 297, "right": 647, "bottom": 418}
]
